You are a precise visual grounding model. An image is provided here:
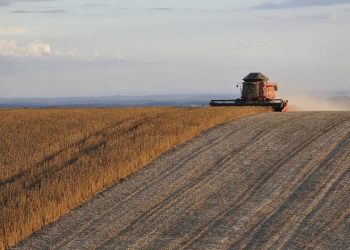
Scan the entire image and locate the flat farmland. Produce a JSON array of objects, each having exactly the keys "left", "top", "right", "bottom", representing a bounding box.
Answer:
[{"left": 11, "top": 111, "right": 350, "bottom": 249}]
